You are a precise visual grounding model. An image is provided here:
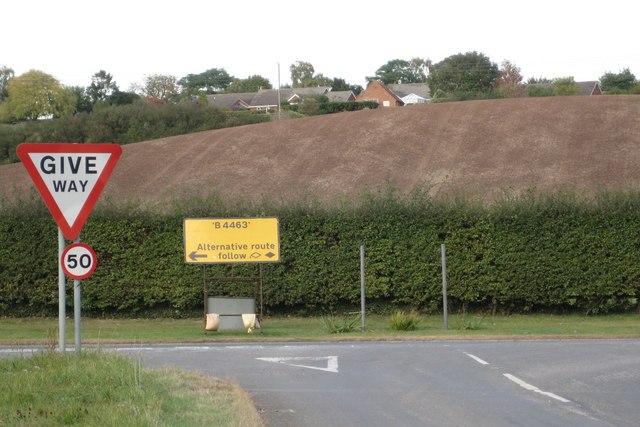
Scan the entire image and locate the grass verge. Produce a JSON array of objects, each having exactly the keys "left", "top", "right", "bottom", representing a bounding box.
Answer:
[
  {"left": 0, "top": 351, "right": 265, "bottom": 427},
  {"left": 1, "top": 313, "right": 639, "bottom": 345}
]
